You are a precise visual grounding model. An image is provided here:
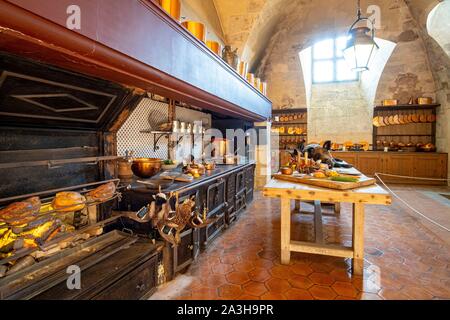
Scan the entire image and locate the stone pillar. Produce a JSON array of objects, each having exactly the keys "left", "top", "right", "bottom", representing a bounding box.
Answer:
[{"left": 254, "top": 121, "right": 272, "bottom": 190}]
